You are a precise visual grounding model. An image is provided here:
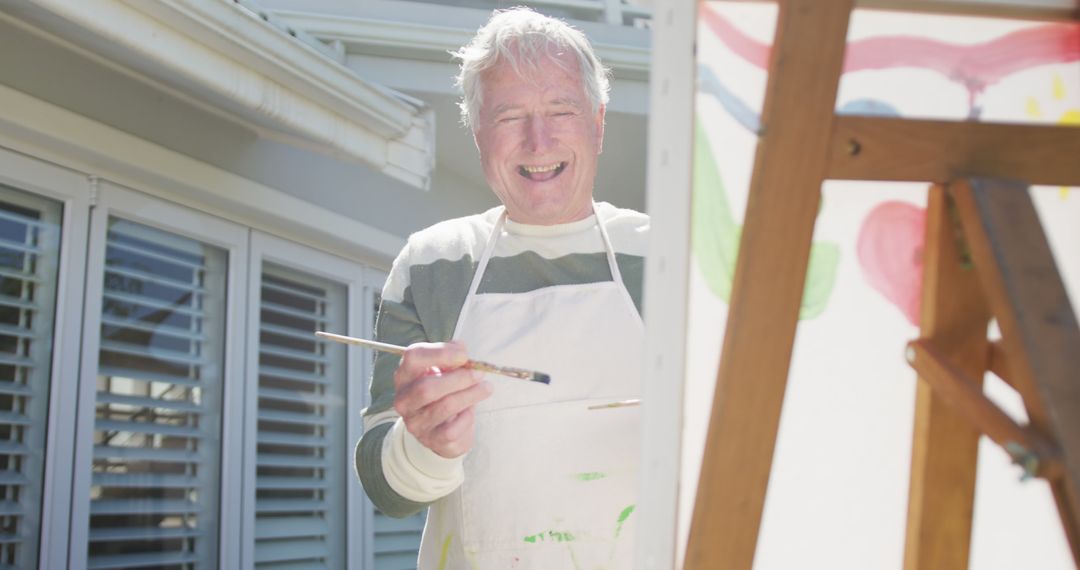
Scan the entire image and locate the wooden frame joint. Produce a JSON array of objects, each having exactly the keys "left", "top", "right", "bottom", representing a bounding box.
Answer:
[
  {"left": 943, "top": 190, "right": 974, "bottom": 271},
  {"left": 906, "top": 339, "right": 1063, "bottom": 480}
]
